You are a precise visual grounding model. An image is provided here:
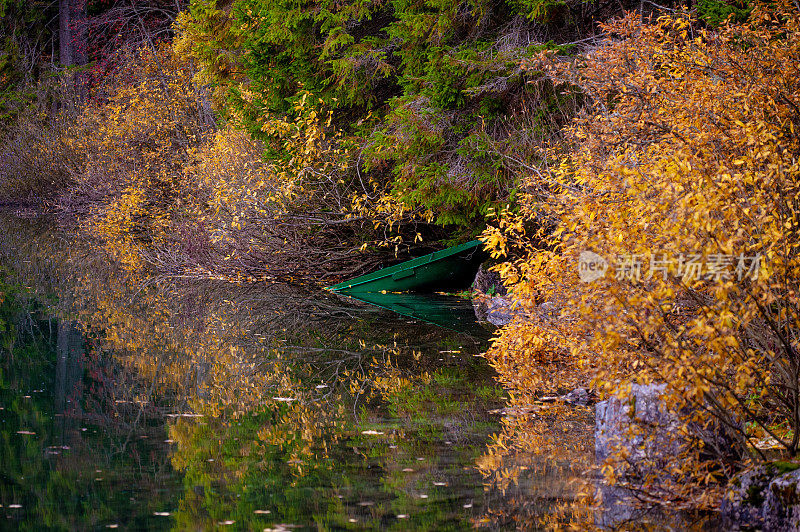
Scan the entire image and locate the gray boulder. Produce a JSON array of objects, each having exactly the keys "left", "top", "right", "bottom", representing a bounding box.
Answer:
[
  {"left": 594, "top": 384, "right": 684, "bottom": 528},
  {"left": 595, "top": 383, "right": 683, "bottom": 465},
  {"left": 564, "top": 387, "right": 592, "bottom": 406},
  {"left": 723, "top": 463, "right": 800, "bottom": 531},
  {"left": 485, "top": 295, "right": 522, "bottom": 326},
  {"left": 471, "top": 293, "right": 528, "bottom": 326},
  {"left": 472, "top": 264, "right": 507, "bottom": 296},
  {"left": 766, "top": 468, "right": 800, "bottom": 530},
  {"left": 595, "top": 383, "right": 740, "bottom": 466}
]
